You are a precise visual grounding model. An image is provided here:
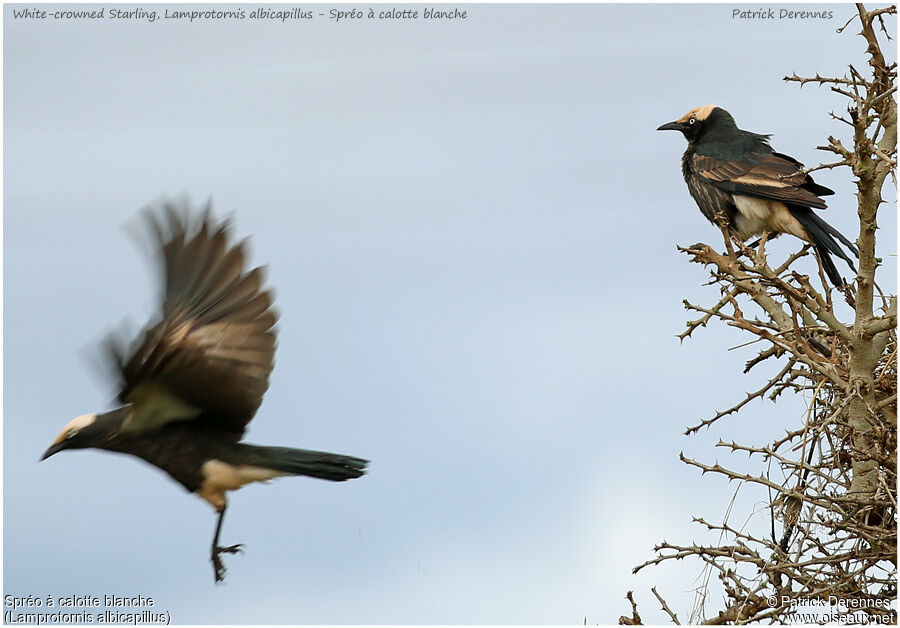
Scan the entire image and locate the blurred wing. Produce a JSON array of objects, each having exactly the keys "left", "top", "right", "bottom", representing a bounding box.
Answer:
[
  {"left": 693, "top": 151, "right": 829, "bottom": 209},
  {"left": 106, "top": 201, "right": 277, "bottom": 436}
]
